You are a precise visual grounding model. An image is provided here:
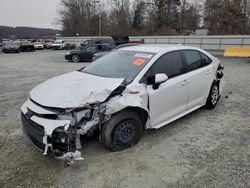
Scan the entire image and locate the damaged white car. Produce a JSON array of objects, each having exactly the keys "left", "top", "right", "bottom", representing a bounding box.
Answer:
[{"left": 21, "top": 45, "right": 225, "bottom": 165}]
